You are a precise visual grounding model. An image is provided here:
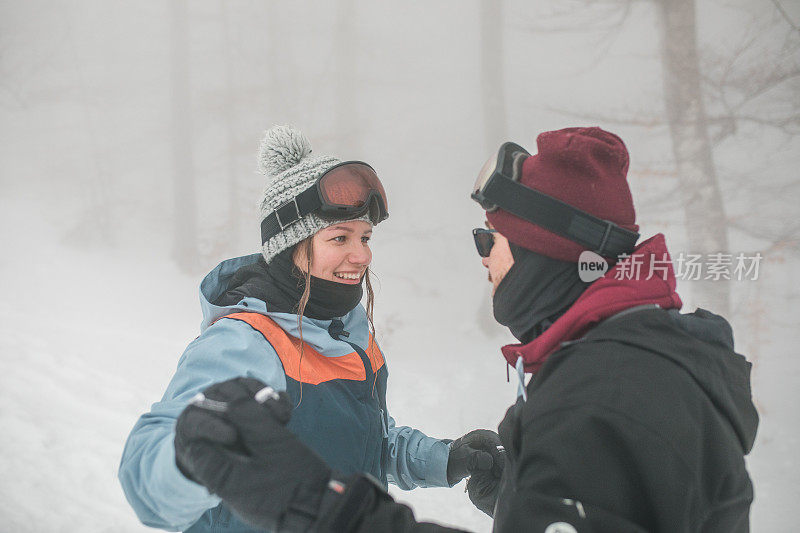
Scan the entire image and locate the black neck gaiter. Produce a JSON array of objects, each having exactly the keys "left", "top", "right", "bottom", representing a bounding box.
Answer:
[
  {"left": 216, "top": 249, "right": 363, "bottom": 320},
  {"left": 492, "top": 244, "right": 590, "bottom": 344}
]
